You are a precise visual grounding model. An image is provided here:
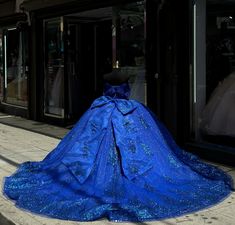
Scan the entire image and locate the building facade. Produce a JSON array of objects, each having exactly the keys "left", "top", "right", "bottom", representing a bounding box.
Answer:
[{"left": 0, "top": 0, "right": 235, "bottom": 157}]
